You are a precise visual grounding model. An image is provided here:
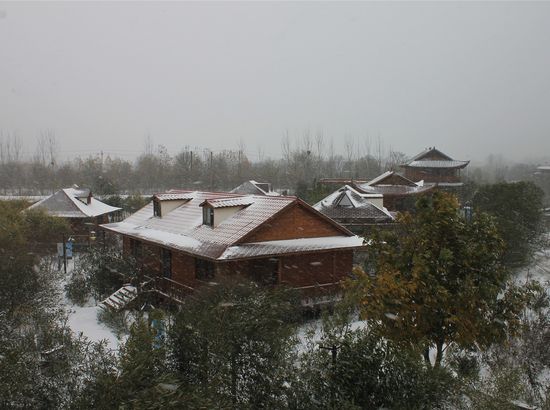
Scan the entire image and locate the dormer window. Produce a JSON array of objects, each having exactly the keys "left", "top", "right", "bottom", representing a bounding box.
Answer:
[
  {"left": 200, "top": 197, "right": 253, "bottom": 227},
  {"left": 152, "top": 192, "right": 193, "bottom": 218},
  {"left": 203, "top": 206, "right": 214, "bottom": 226},
  {"left": 337, "top": 192, "right": 354, "bottom": 208},
  {"left": 153, "top": 199, "right": 161, "bottom": 217},
  {"left": 75, "top": 189, "right": 93, "bottom": 205}
]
